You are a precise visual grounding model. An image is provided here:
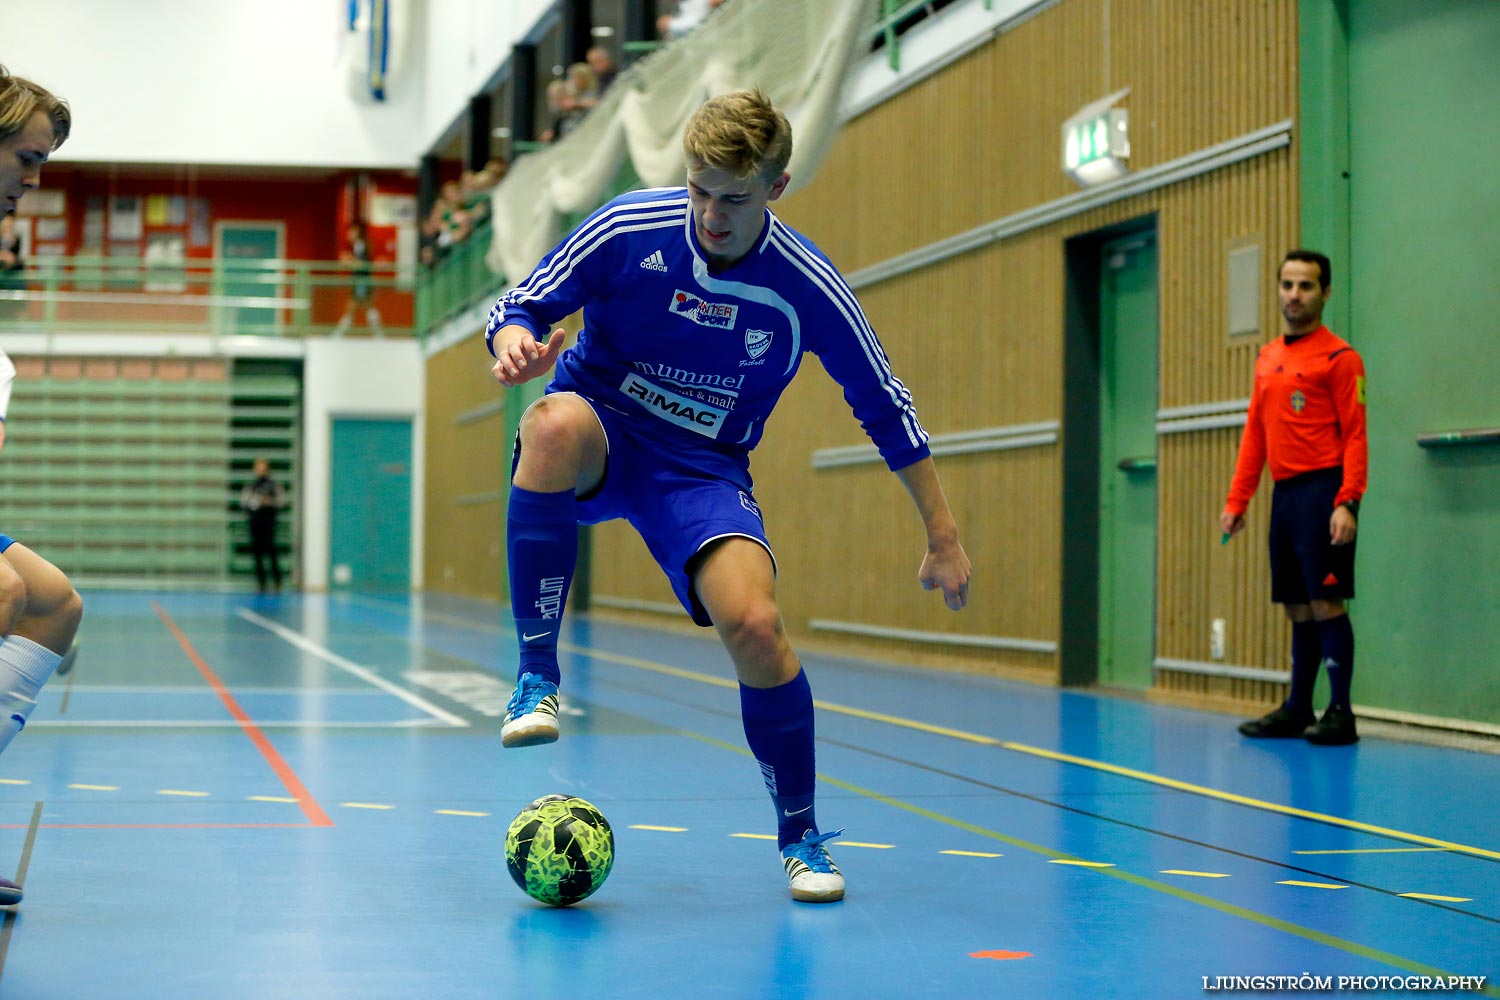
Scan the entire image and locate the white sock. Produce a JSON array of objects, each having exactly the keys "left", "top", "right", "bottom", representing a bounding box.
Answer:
[{"left": 0, "top": 636, "right": 62, "bottom": 755}]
